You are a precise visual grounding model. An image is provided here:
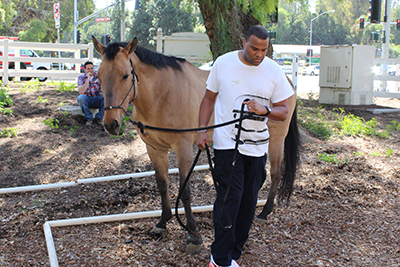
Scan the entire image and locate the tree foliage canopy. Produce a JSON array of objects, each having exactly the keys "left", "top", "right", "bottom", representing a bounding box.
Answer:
[
  {"left": 1, "top": 0, "right": 94, "bottom": 43},
  {"left": 4, "top": 0, "right": 400, "bottom": 59}
]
